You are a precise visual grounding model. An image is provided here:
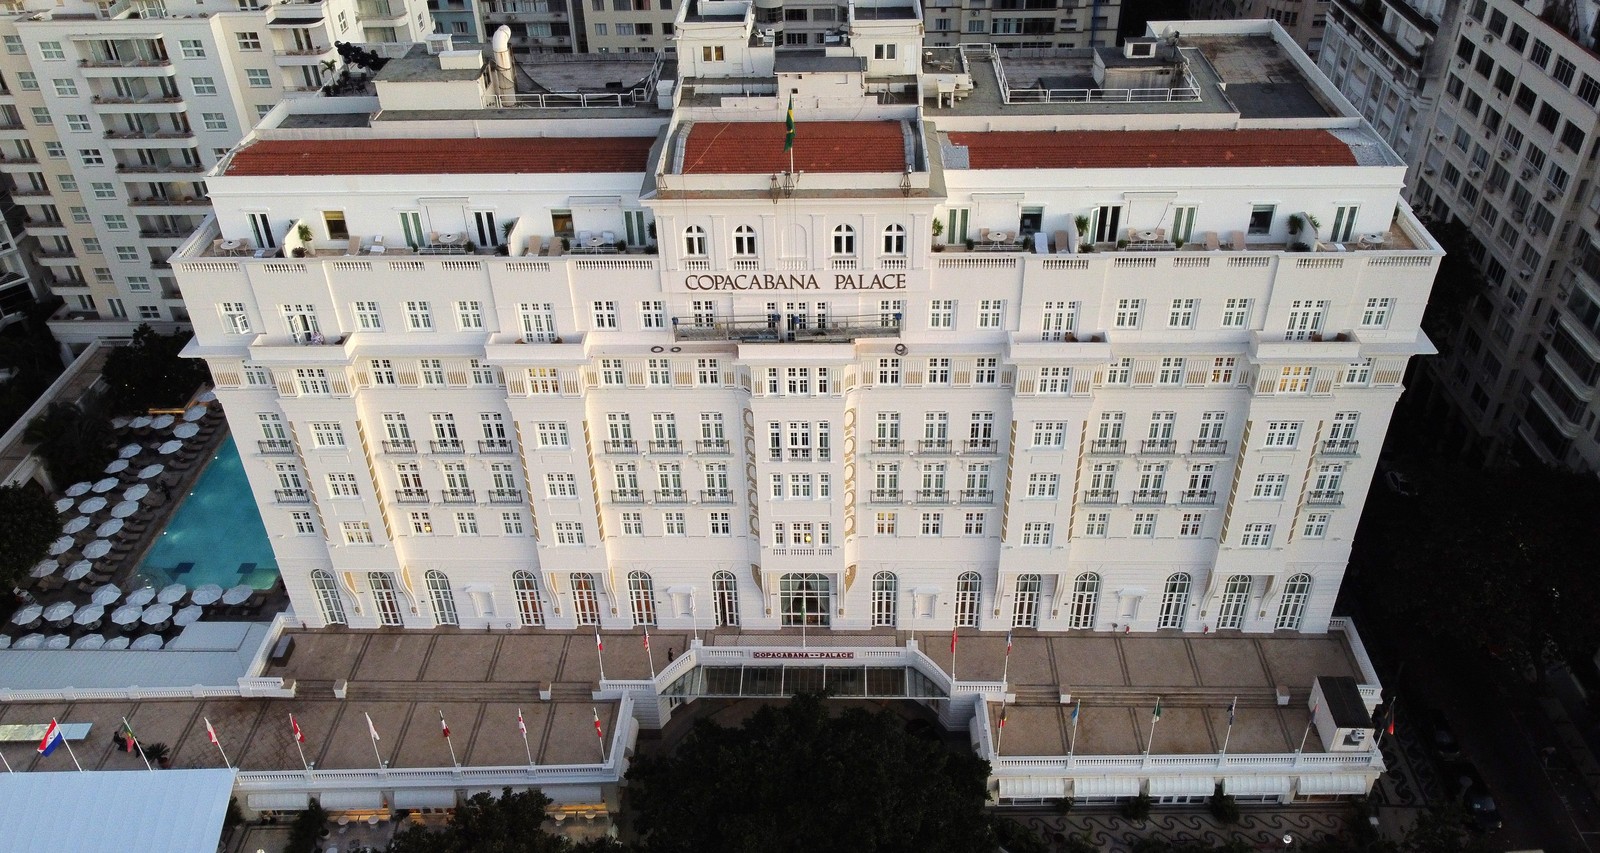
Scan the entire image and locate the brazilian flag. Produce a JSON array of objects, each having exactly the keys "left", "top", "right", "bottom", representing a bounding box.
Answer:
[{"left": 784, "top": 95, "right": 795, "bottom": 152}]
